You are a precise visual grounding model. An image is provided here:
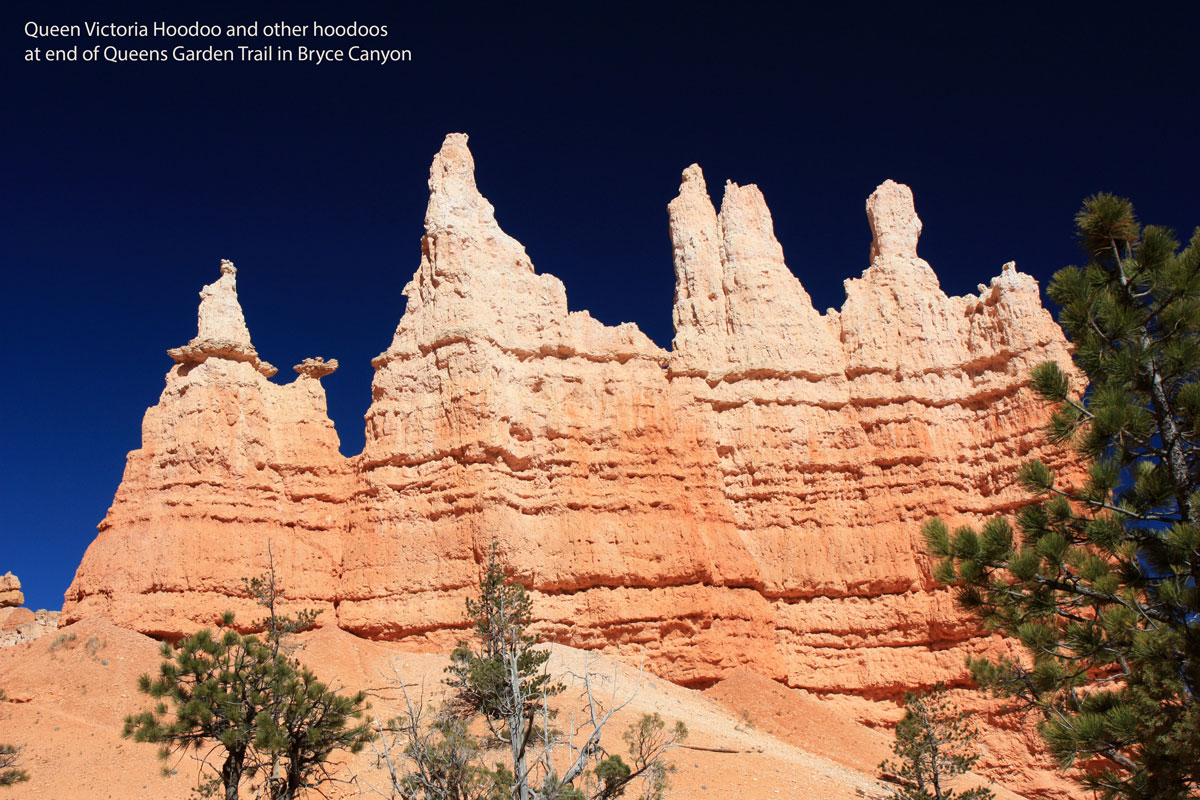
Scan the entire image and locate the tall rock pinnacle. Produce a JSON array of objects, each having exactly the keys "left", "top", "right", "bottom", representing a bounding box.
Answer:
[
  {"left": 196, "top": 259, "right": 254, "bottom": 346},
  {"left": 866, "top": 179, "right": 922, "bottom": 264},
  {"left": 67, "top": 258, "right": 348, "bottom": 635},
  {"left": 420, "top": 132, "right": 534, "bottom": 283},
  {"left": 425, "top": 133, "right": 518, "bottom": 244},
  {"left": 375, "top": 133, "right": 664, "bottom": 367},
  {"left": 669, "top": 164, "right": 728, "bottom": 364},
  {"left": 168, "top": 259, "right": 277, "bottom": 377},
  {"left": 668, "top": 165, "right": 840, "bottom": 376}
]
